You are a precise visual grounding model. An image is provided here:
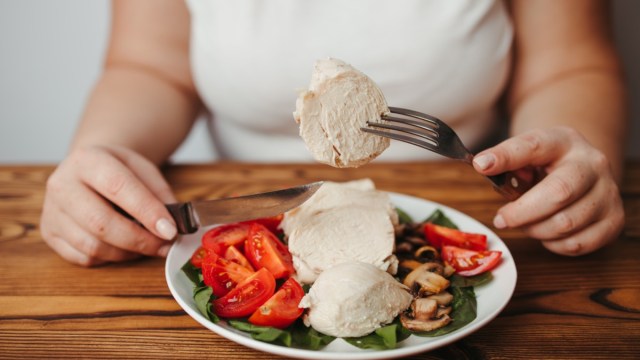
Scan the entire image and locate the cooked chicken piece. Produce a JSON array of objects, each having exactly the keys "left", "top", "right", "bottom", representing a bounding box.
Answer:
[
  {"left": 299, "top": 262, "right": 412, "bottom": 337},
  {"left": 294, "top": 58, "right": 390, "bottom": 168},
  {"left": 281, "top": 179, "right": 398, "bottom": 284}
]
